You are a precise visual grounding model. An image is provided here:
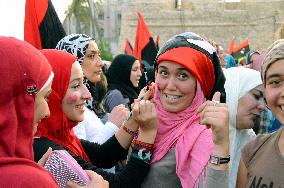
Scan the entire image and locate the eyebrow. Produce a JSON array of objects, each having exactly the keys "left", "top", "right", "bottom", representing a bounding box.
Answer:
[
  {"left": 70, "top": 78, "right": 81, "bottom": 84},
  {"left": 86, "top": 50, "right": 99, "bottom": 54},
  {"left": 158, "top": 65, "right": 188, "bottom": 71},
  {"left": 266, "top": 73, "right": 282, "bottom": 80}
]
